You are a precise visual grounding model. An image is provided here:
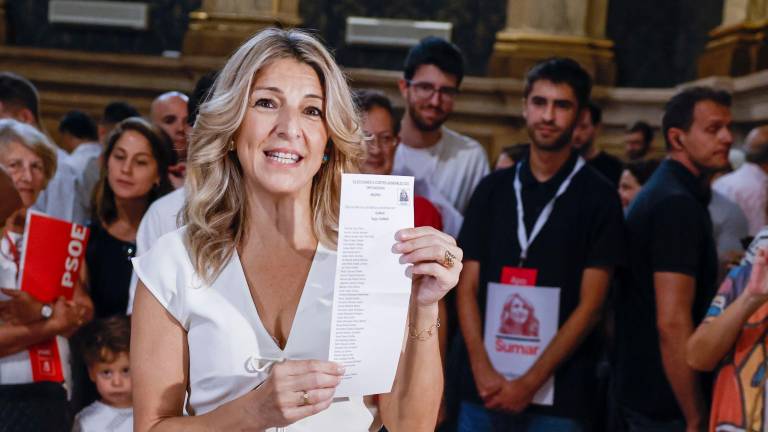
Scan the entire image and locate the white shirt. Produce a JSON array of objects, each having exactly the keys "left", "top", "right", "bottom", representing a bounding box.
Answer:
[
  {"left": 70, "top": 143, "right": 102, "bottom": 224},
  {"left": 132, "top": 229, "right": 376, "bottom": 431},
  {"left": 713, "top": 162, "right": 768, "bottom": 236},
  {"left": 126, "top": 187, "right": 185, "bottom": 314},
  {"left": 73, "top": 400, "right": 133, "bottom": 432},
  {"left": 393, "top": 126, "right": 489, "bottom": 215},
  {"left": 67, "top": 142, "right": 101, "bottom": 173},
  {"left": 709, "top": 190, "right": 749, "bottom": 260},
  {"left": 0, "top": 232, "right": 71, "bottom": 390},
  {"left": 32, "top": 148, "right": 86, "bottom": 224}
]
